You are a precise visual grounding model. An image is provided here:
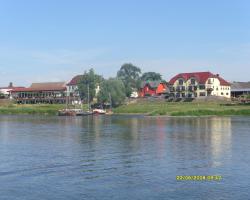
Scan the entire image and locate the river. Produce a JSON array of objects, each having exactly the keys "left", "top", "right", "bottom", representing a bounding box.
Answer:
[{"left": 0, "top": 115, "right": 250, "bottom": 199}]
